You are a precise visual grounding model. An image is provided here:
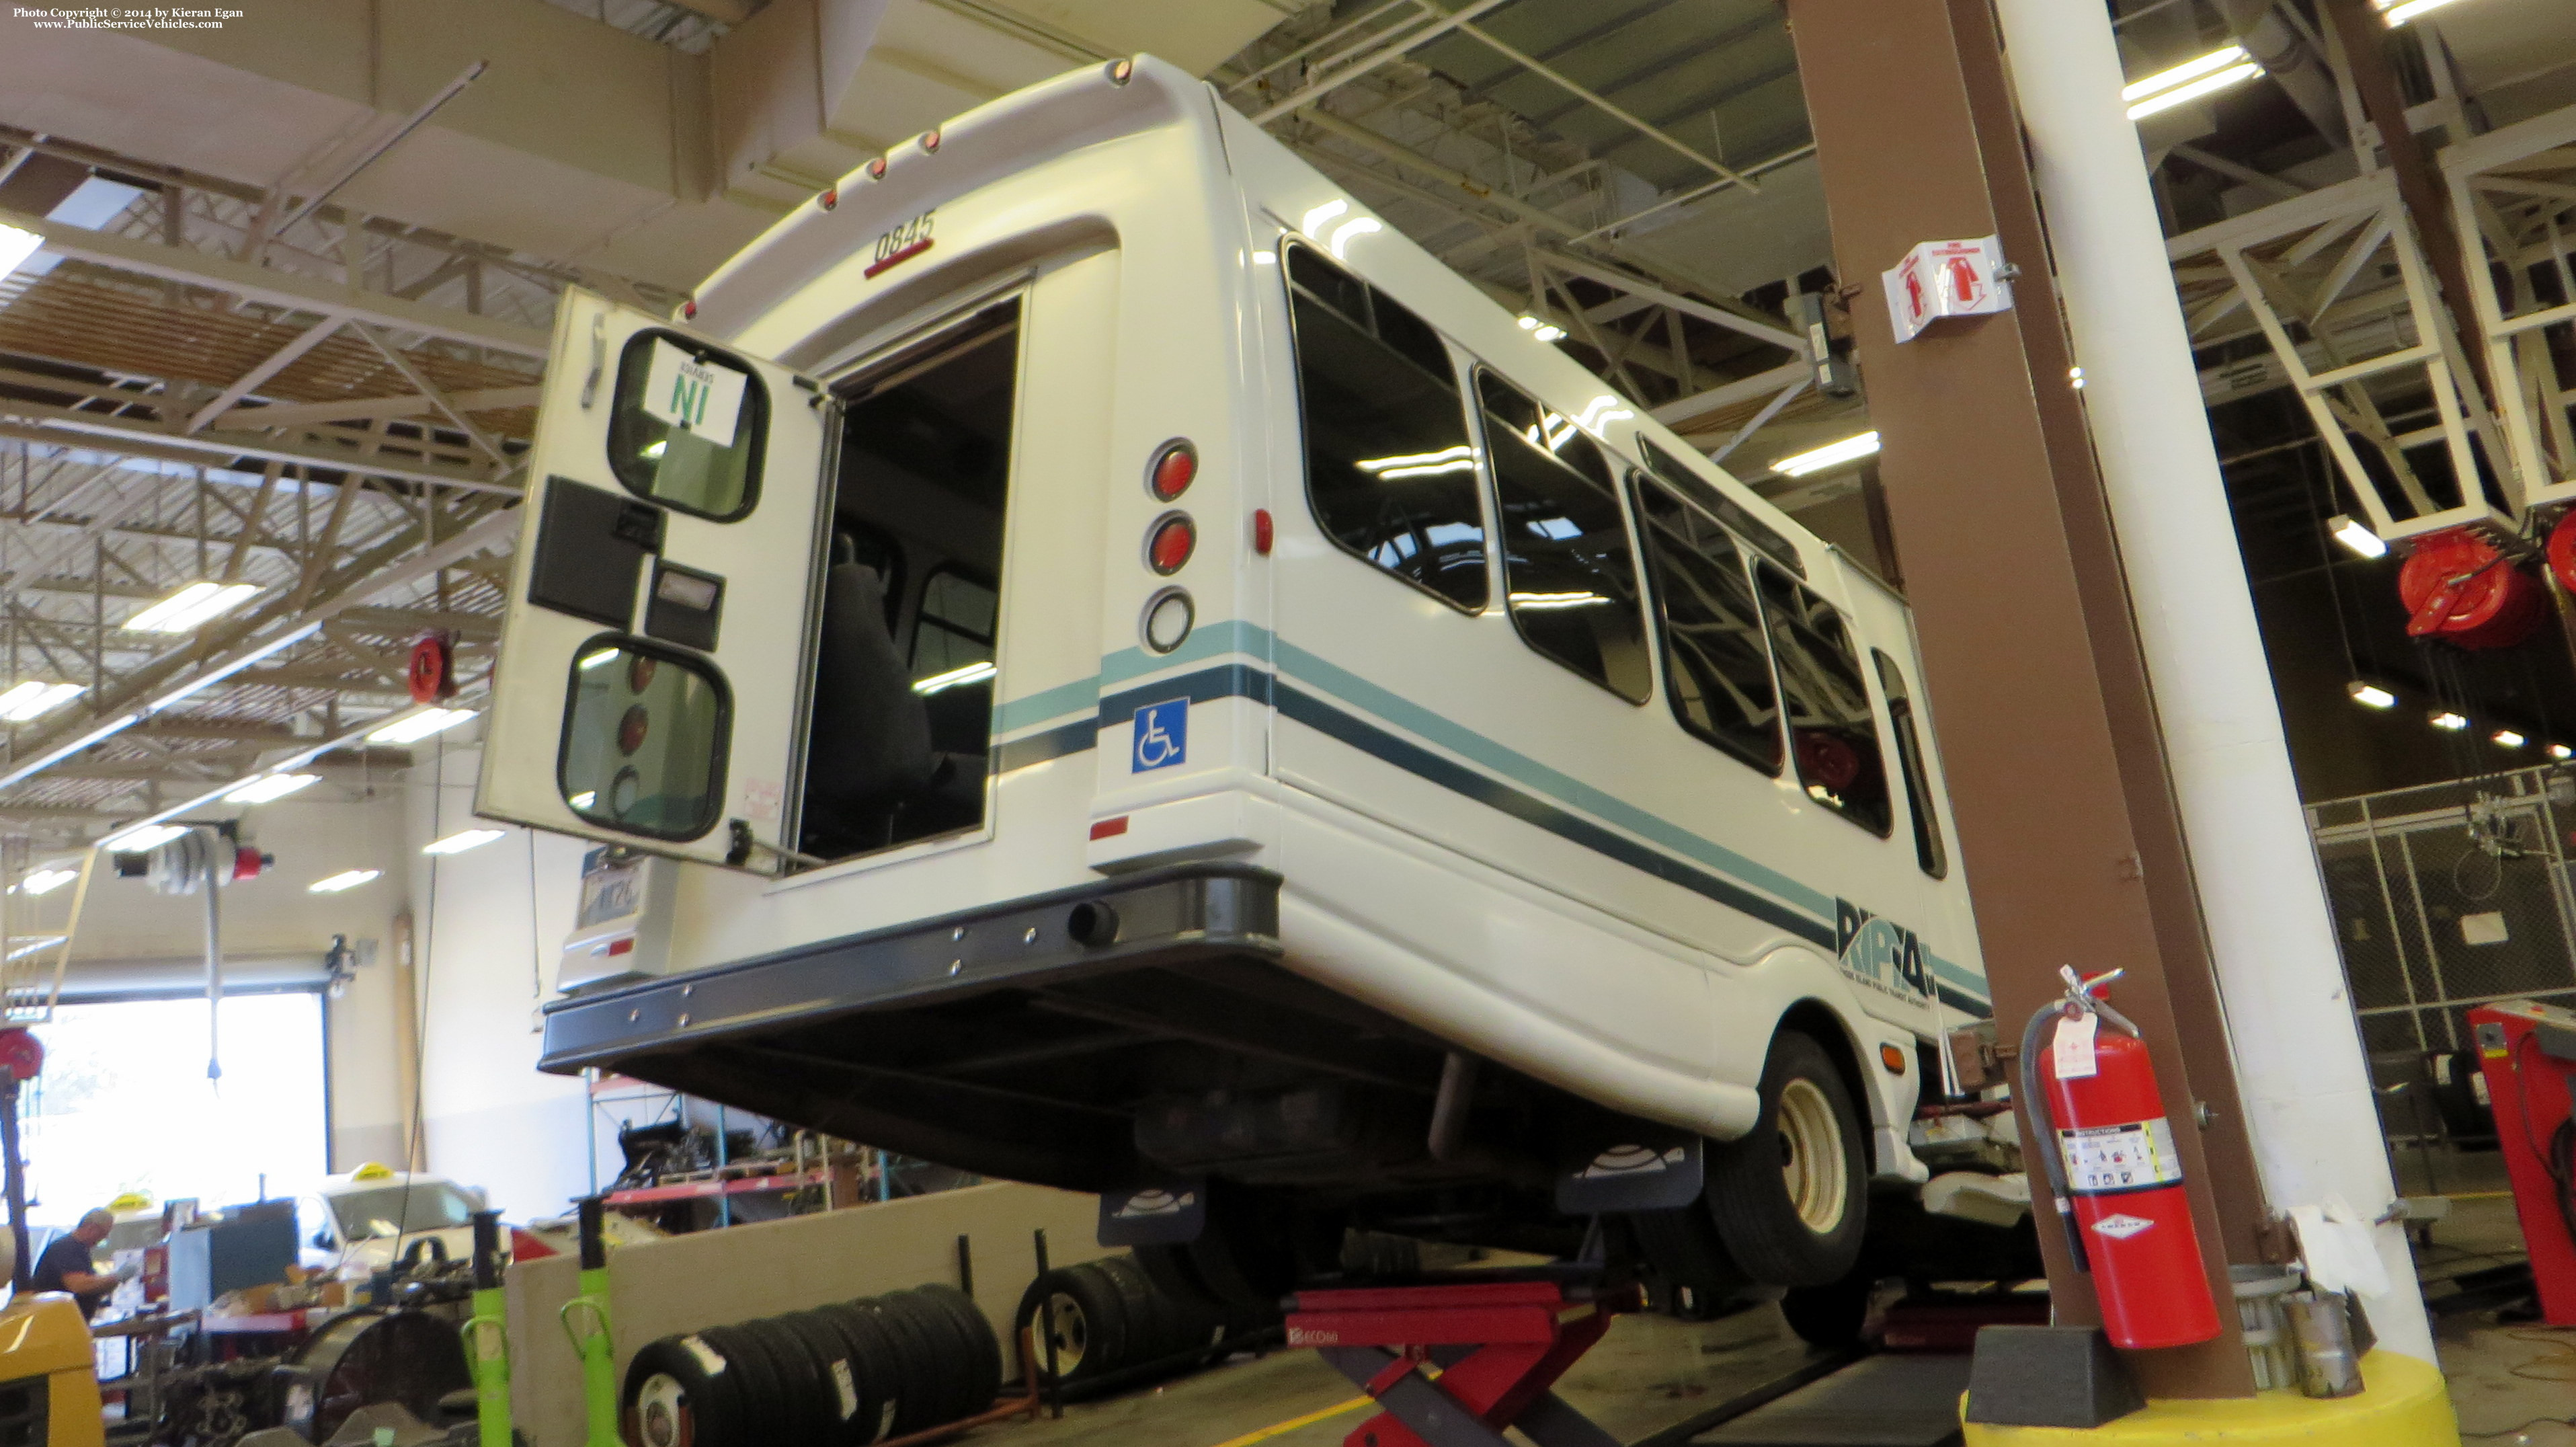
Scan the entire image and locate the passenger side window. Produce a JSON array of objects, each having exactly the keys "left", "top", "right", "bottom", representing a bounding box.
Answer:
[
  {"left": 1285, "top": 245, "right": 1488, "bottom": 611},
  {"left": 1755, "top": 568, "right": 1892, "bottom": 834},
  {"left": 1873, "top": 651, "right": 1949, "bottom": 877},
  {"left": 1637, "top": 436, "right": 1805, "bottom": 579},
  {"left": 1632, "top": 478, "right": 1783, "bottom": 773},
  {"left": 1476, "top": 373, "right": 1651, "bottom": 702}
]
